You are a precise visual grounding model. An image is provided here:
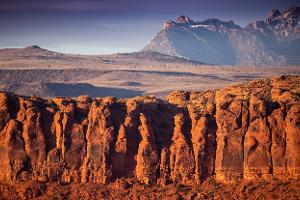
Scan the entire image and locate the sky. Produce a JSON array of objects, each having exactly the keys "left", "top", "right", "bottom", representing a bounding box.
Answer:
[{"left": 0, "top": 0, "right": 299, "bottom": 54}]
